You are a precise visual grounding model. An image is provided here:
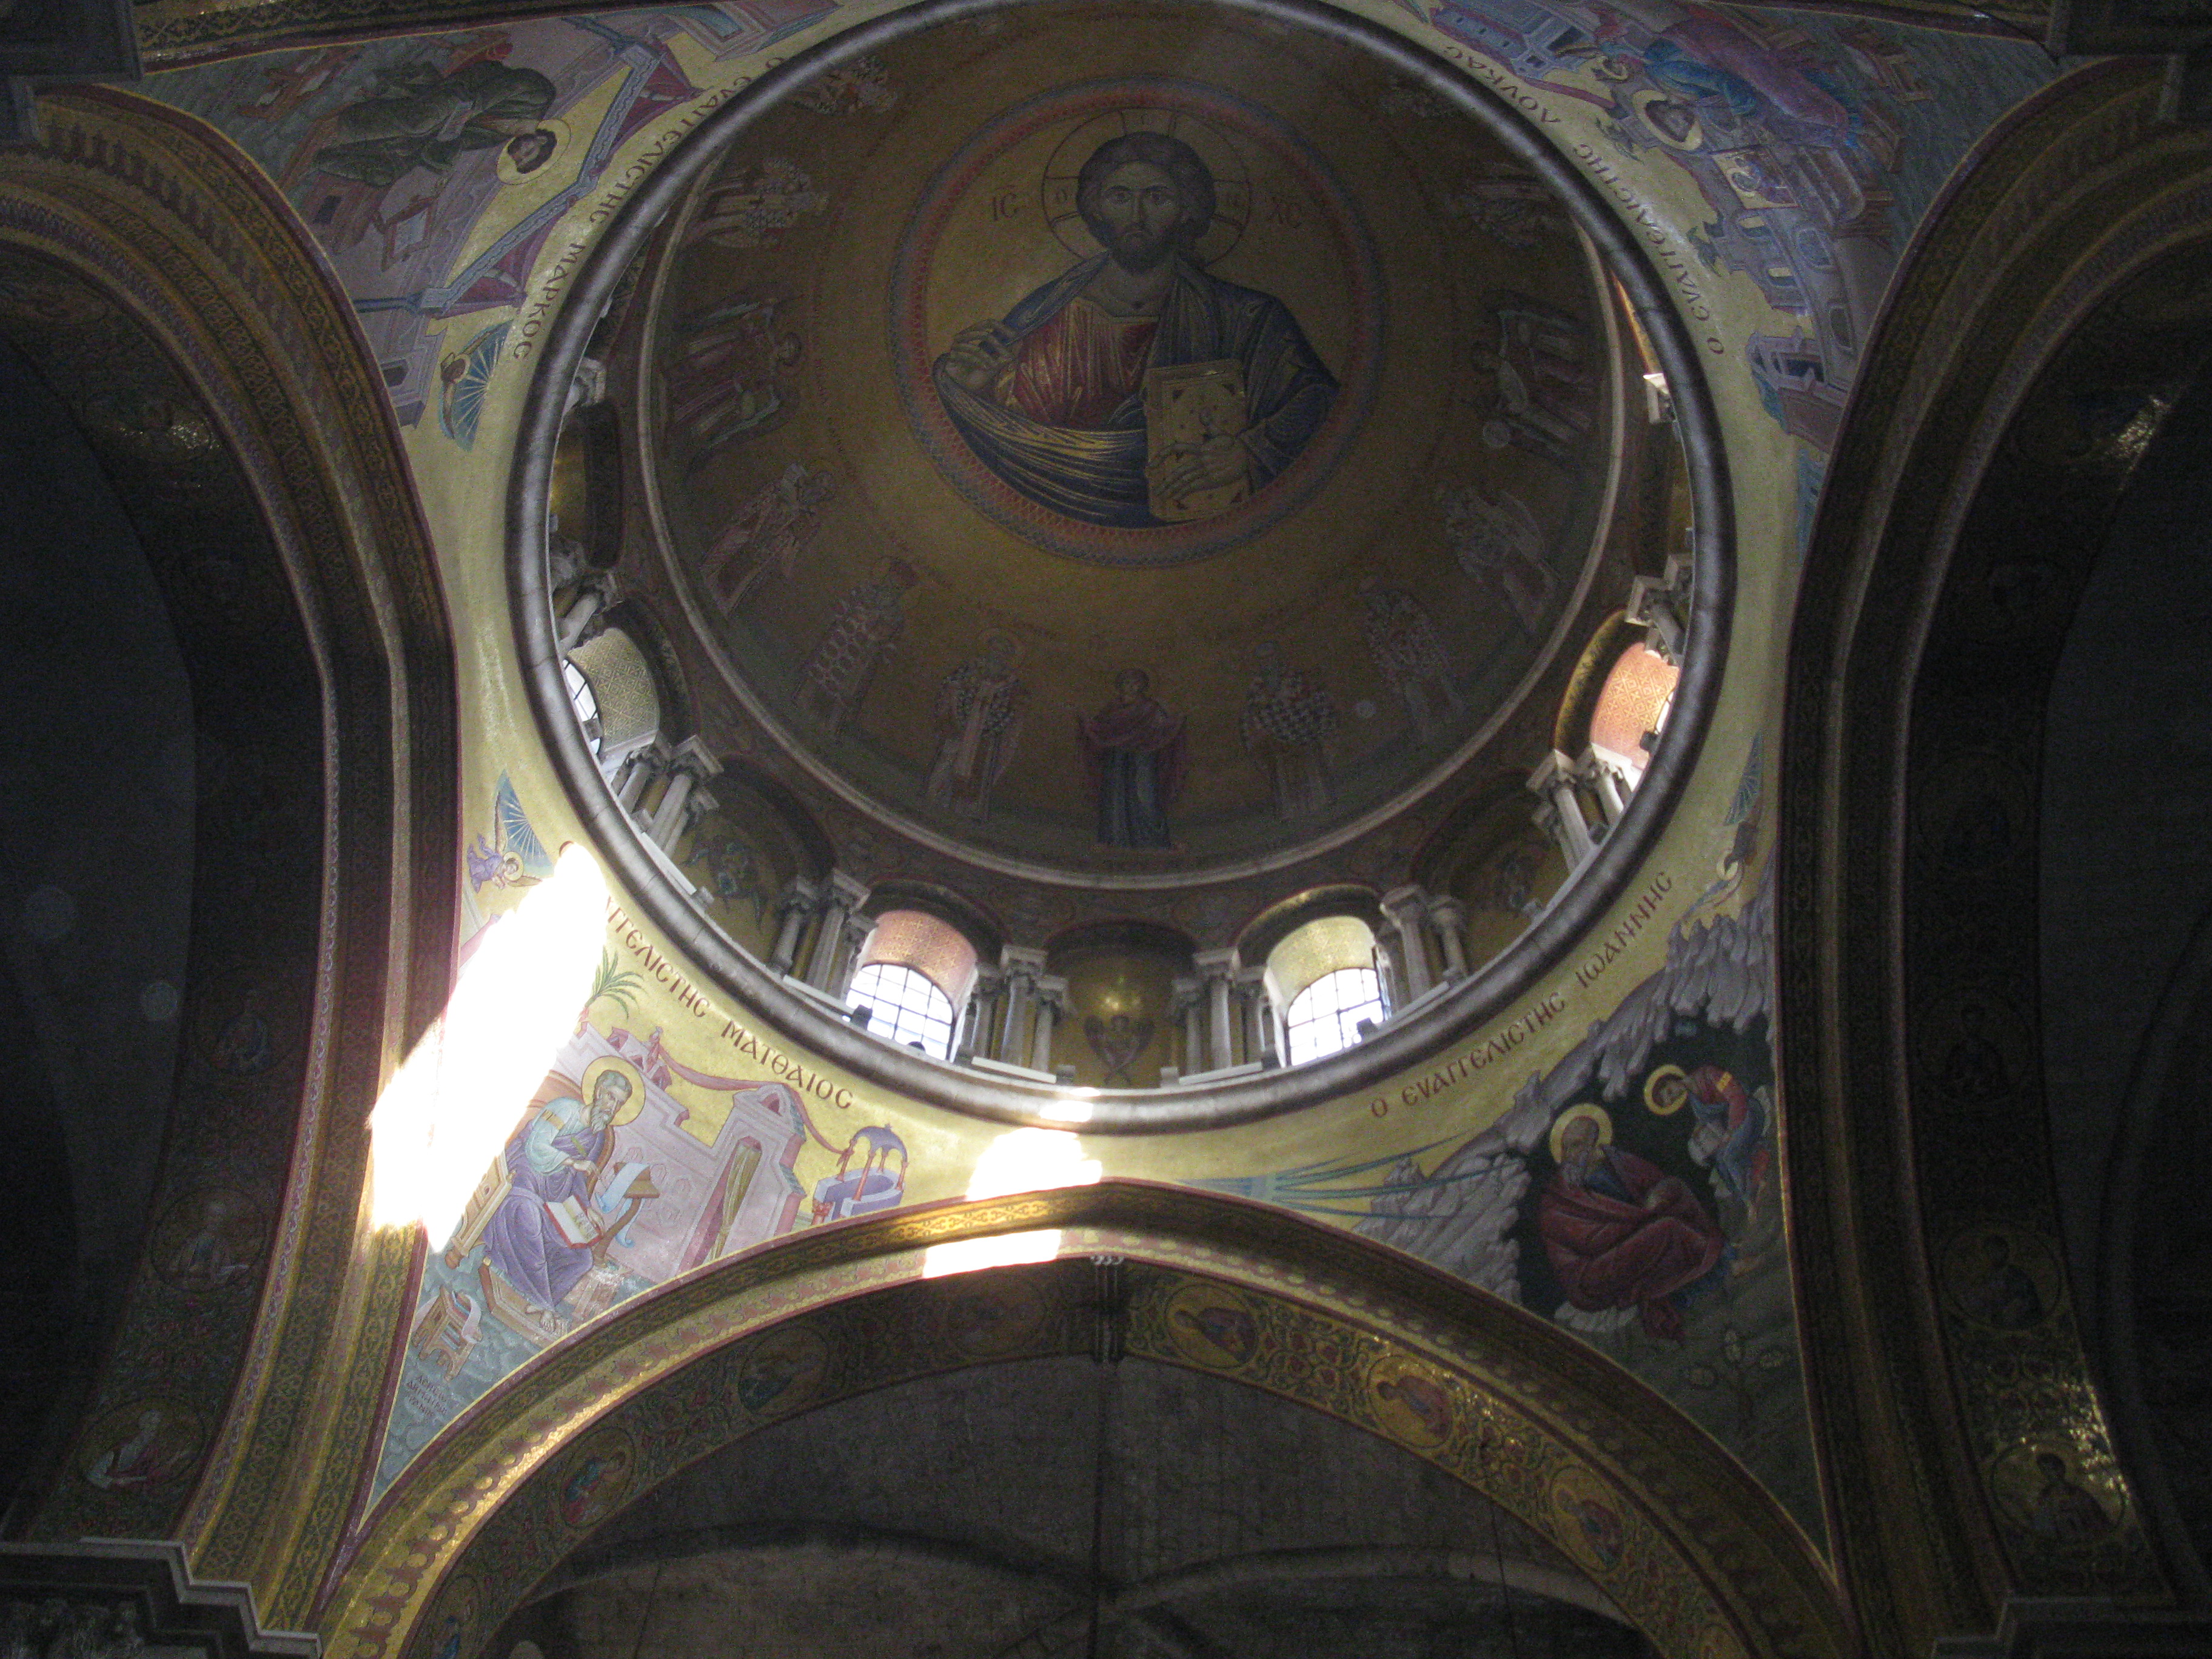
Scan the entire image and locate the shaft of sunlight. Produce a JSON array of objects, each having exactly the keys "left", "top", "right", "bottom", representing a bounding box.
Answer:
[{"left": 369, "top": 844, "right": 608, "bottom": 1247}]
